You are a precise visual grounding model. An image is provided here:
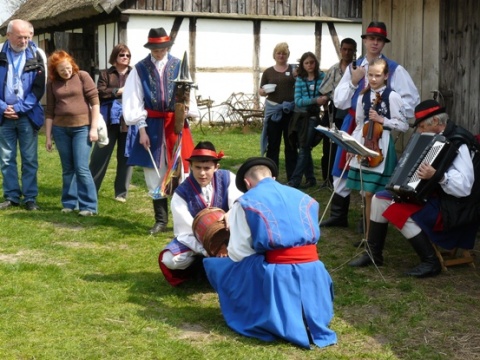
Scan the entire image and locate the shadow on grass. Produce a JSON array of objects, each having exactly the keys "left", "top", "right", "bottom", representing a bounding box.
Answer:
[{"left": 80, "top": 270, "right": 246, "bottom": 339}]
